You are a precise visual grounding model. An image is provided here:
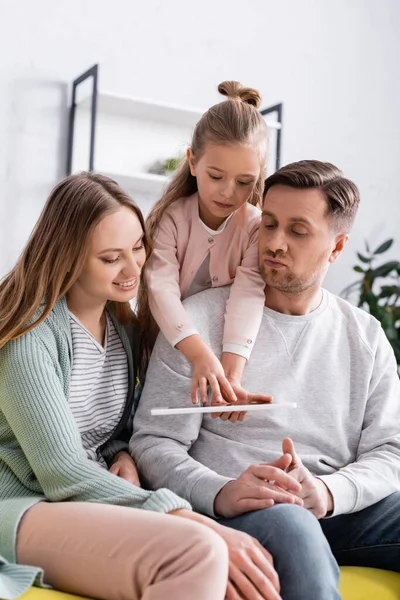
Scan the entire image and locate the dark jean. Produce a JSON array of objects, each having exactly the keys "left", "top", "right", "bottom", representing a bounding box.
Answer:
[{"left": 218, "top": 492, "right": 400, "bottom": 600}]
